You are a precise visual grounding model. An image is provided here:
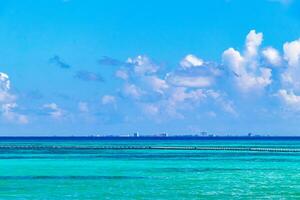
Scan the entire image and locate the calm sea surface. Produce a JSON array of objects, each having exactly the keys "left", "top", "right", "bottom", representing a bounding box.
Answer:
[{"left": 1, "top": 138, "right": 300, "bottom": 199}]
